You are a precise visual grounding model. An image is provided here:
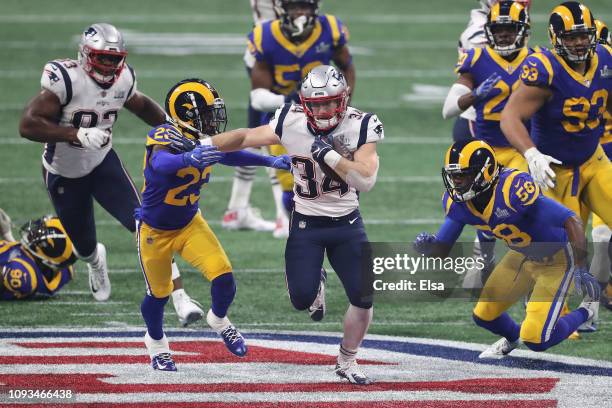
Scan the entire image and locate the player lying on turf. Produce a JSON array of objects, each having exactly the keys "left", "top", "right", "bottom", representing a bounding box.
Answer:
[
  {"left": 414, "top": 140, "right": 600, "bottom": 358},
  {"left": 137, "top": 78, "right": 291, "bottom": 371}
]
